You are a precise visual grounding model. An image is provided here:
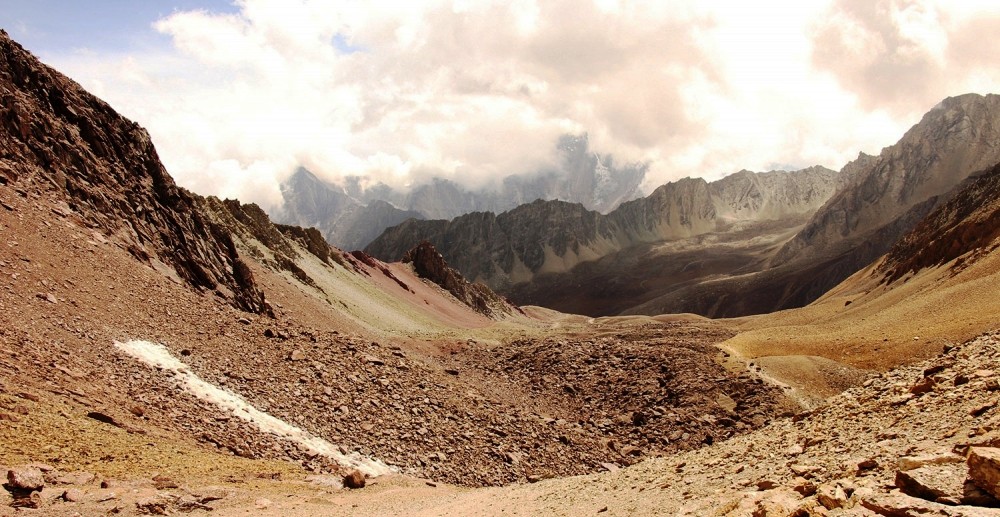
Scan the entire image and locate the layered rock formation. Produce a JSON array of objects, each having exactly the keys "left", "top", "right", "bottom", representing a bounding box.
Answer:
[
  {"left": 877, "top": 161, "right": 1000, "bottom": 284},
  {"left": 0, "top": 30, "right": 270, "bottom": 314},
  {"left": 776, "top": 93, "right": 1000, "bottom": 268}
]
